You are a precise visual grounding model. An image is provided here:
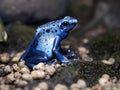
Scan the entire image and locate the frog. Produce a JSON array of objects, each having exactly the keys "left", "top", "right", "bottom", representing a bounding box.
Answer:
[{"left": 19, "top": 16, "right": 78, "bottom": 68}]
